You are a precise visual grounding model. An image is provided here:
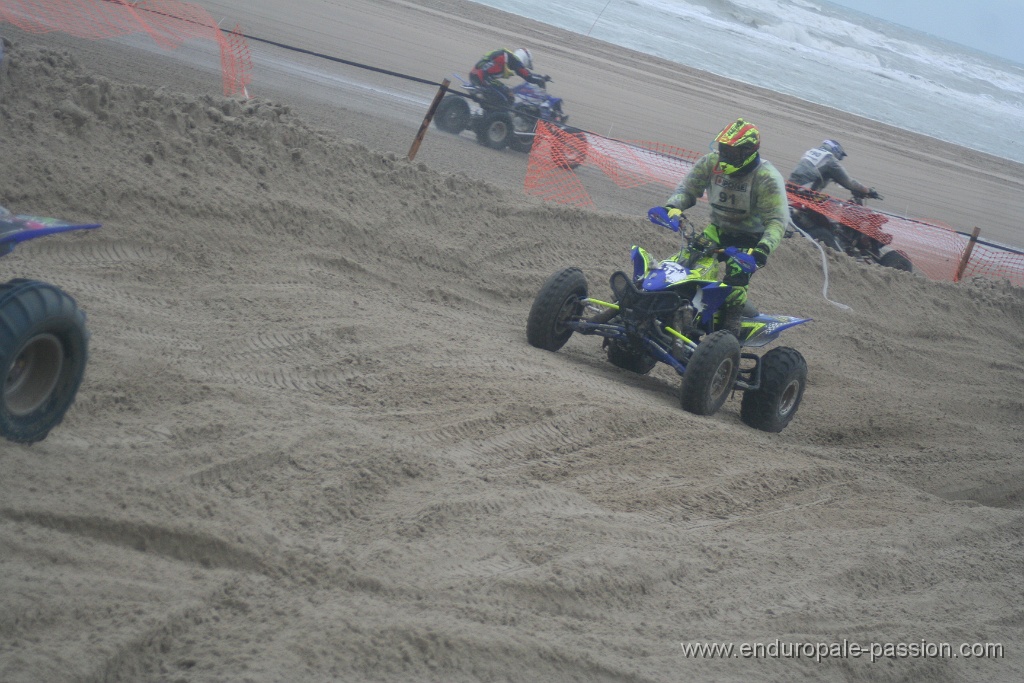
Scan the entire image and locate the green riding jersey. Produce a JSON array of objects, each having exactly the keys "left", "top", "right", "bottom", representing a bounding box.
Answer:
[{"left": 665, "top": 152, "right": 789, "bottom": 255}]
